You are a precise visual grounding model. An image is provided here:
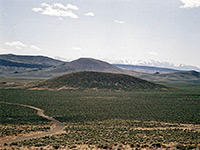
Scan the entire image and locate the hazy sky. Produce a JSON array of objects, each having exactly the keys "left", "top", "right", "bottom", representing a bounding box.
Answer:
[{"left": 0, "top": 0, "right": 200, "bottom": 67}]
